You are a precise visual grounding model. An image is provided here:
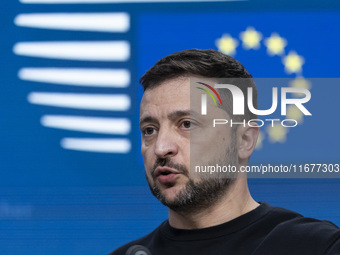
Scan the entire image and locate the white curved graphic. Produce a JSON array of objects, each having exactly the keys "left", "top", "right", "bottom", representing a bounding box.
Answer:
[
  {"left": 214, "top": 84, "right": 244, "bottom": 115},
  {"left": 13, "top": 41, "right": 130, "bottom": 61},
  {"left": 19, "top": 68, "right": 130, "bottom": 87},
  {"left": 61, "top": 138, "right": 131, "bottom": 153},
  {"left": 28, "top": 93, "right": 131, "bottom": 111},
  {"left": 41, "top": 115, "right": 131, "bottom": 135},
  {"left": 14, "top": 7, "right": 133, "bottom": 153},
  {"left": 14, "top": 13, "right": 130, "bottom": 32}
]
